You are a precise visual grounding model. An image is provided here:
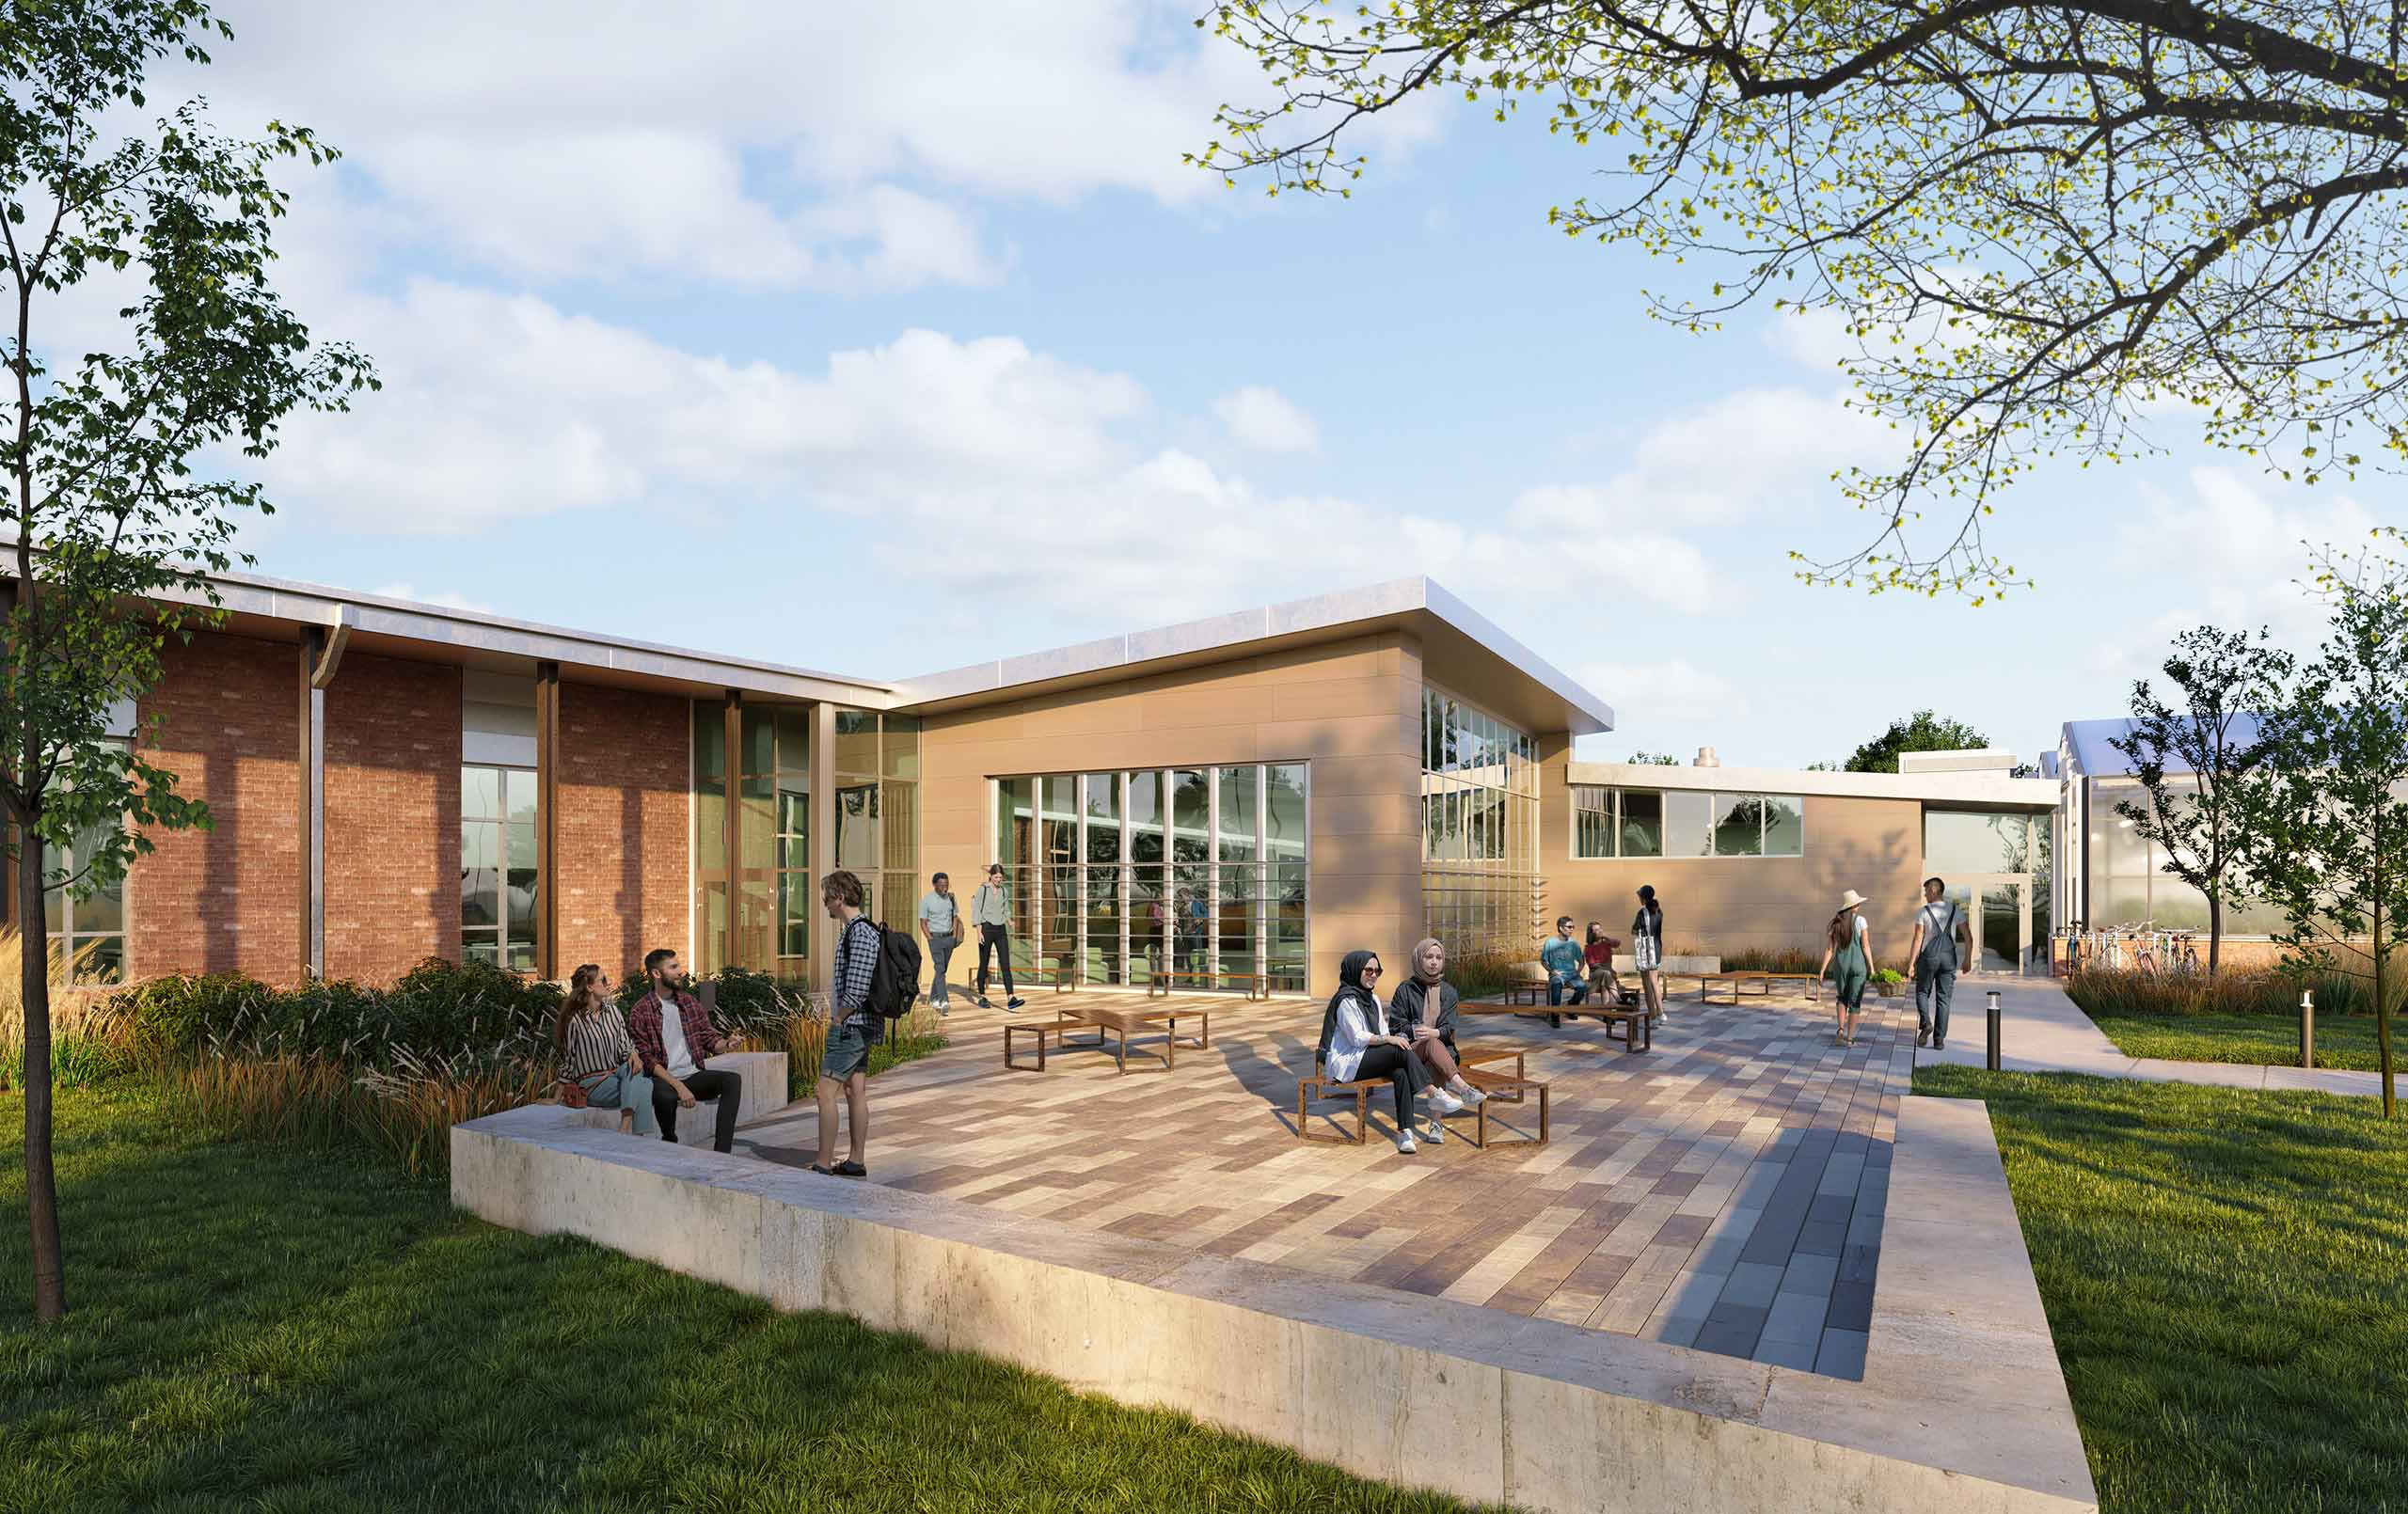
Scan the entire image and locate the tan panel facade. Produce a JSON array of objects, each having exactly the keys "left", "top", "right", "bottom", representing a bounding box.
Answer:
[
  {"left": 918, "top": 632, "right": 1424, "bottom": 994},
  {"left": 1539, "top": 746, "right": 1928, "bottom": 964}
]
